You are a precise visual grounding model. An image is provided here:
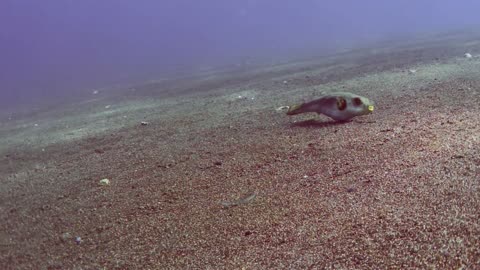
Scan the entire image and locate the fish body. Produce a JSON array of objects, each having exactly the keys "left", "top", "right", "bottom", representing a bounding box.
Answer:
[{"left": 287, "top": 92, "right": 374, "bottom": 121}]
